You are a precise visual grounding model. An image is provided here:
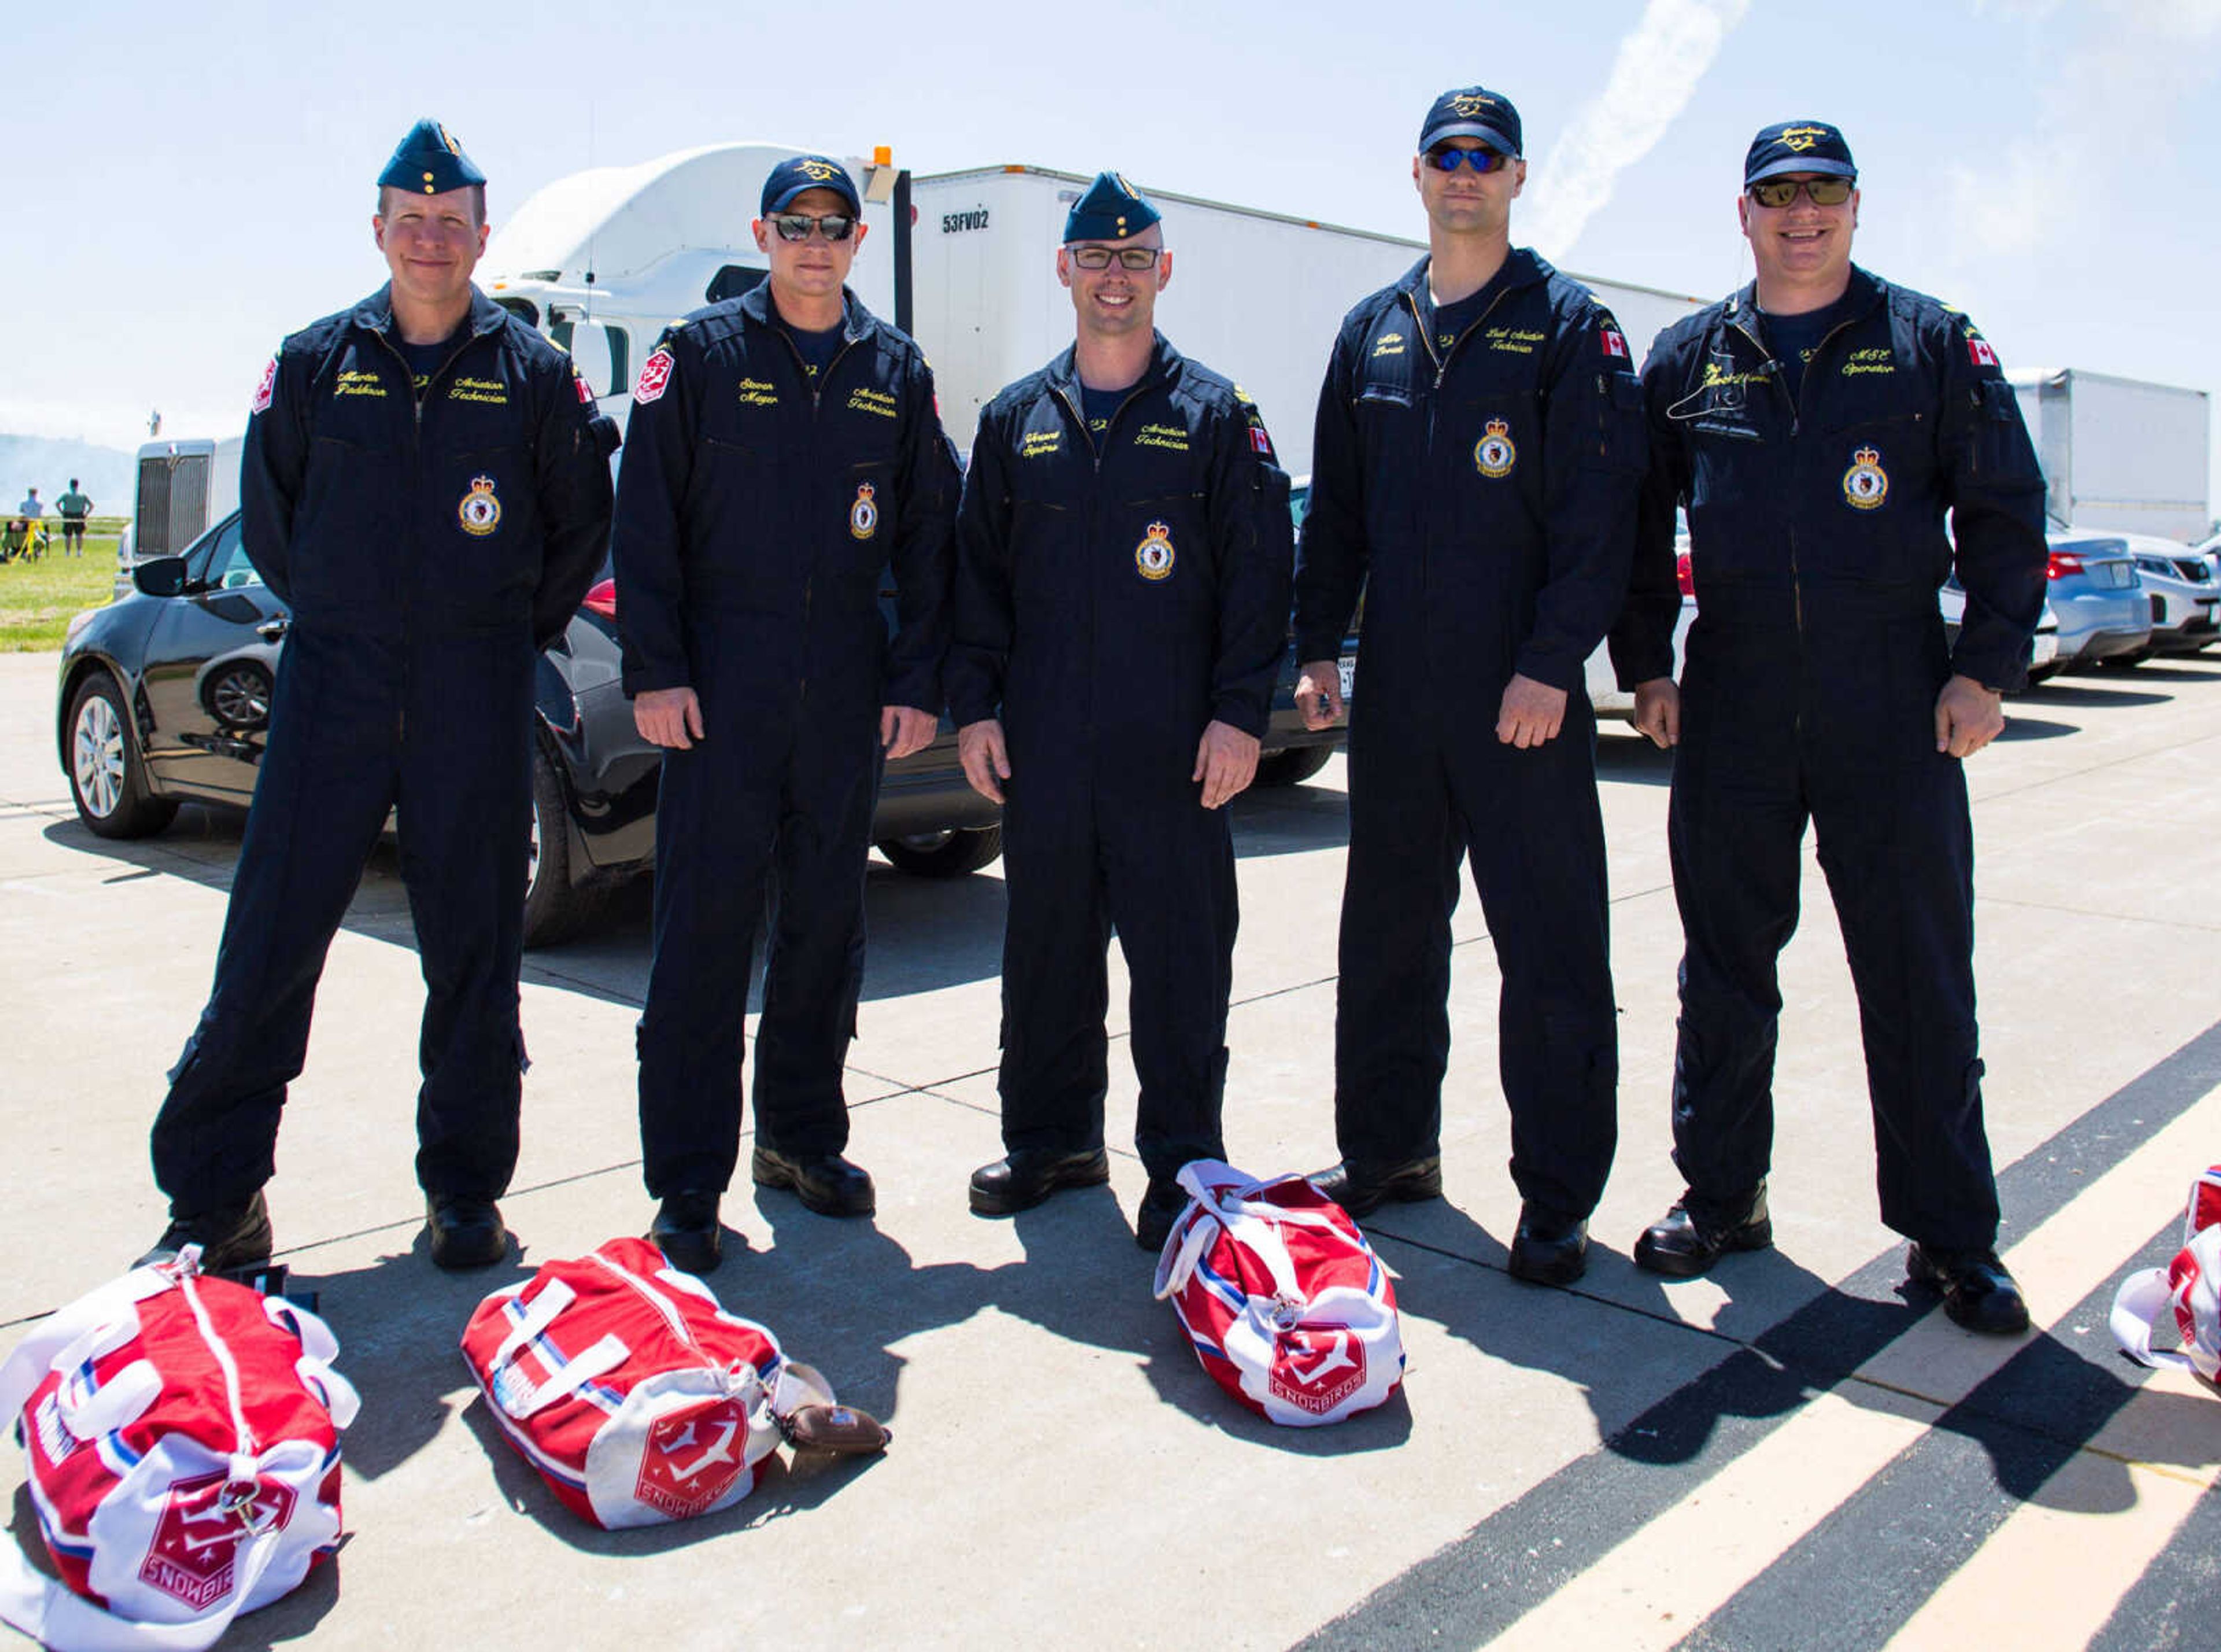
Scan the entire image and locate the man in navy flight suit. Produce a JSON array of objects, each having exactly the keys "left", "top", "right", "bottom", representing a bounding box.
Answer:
[
  {"left": 615, "top": 154, "right": 958, "bottom": 1273},
  {"left": 1294, "top": 88, "right": 1646, "bottom": 1286},
  {"left": 951, "top": 172, "right": 1293, "bottom": 1252},
  {"left": 1611, "top": 122, "right": 2047, "bottom": 1333},
  {"left": 140, "top": 120, "right": 617, "bottom": 1272}
]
